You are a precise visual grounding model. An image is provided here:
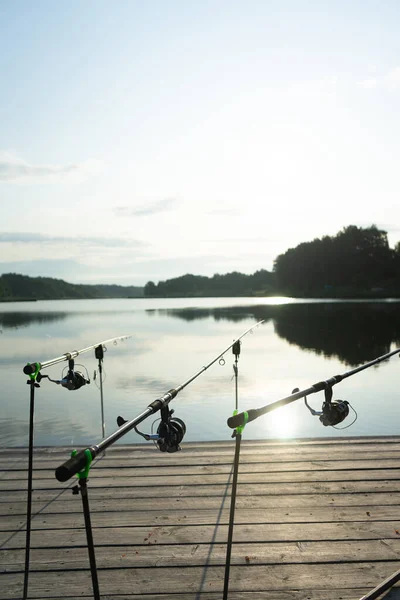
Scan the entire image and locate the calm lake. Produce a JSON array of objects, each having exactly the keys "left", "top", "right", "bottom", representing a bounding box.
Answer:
[{"left": 1, "top": 297, "right": 400, "bottom": 448}]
